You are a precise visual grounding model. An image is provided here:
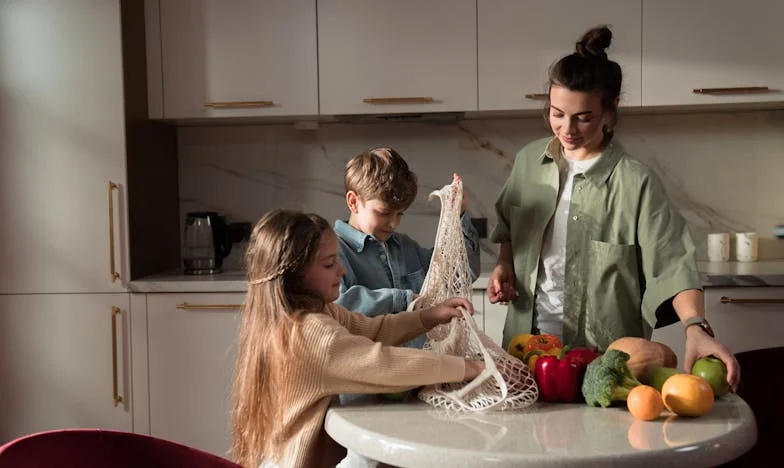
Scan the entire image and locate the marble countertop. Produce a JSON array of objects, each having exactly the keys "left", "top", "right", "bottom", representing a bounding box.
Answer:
[
  {"left": 324, "top": 395, "right": 756, "bottom": 468},
  {"left": 128, "top": 260, "right": 784, "bottom": 293}
]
